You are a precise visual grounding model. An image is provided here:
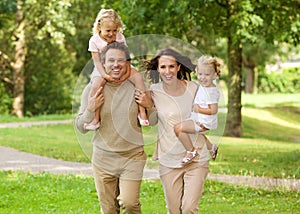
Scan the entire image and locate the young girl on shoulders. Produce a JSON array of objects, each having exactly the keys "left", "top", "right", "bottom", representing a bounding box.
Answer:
[{"left": 84, "top": 8, "right": 149, "bottom": 130}]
